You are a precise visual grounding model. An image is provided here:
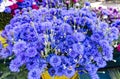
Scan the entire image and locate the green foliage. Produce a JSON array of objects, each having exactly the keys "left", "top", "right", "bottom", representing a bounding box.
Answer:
[
  {"left": 0, "top": 13, "right": 13, "bottom": 30},
  {"left": 0, "top": 59, "right": 28, "bottom": 79}
]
